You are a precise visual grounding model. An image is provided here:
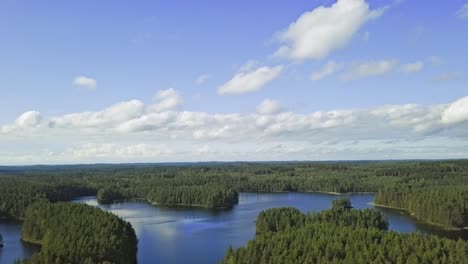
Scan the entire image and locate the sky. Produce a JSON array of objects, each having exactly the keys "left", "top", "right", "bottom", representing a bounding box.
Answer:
[{"left": 1, "top": 0, "right": 468, "bottom": 165}]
